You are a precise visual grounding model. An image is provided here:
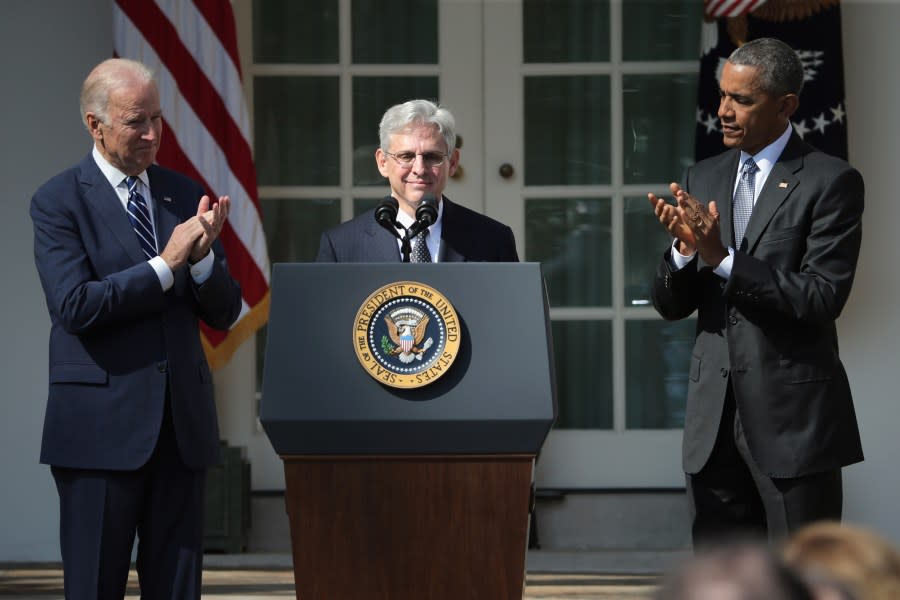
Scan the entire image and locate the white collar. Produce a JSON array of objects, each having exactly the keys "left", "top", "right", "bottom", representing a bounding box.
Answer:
[{"left": 92, "top": 145, "right": 150, "bottom": 190}]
